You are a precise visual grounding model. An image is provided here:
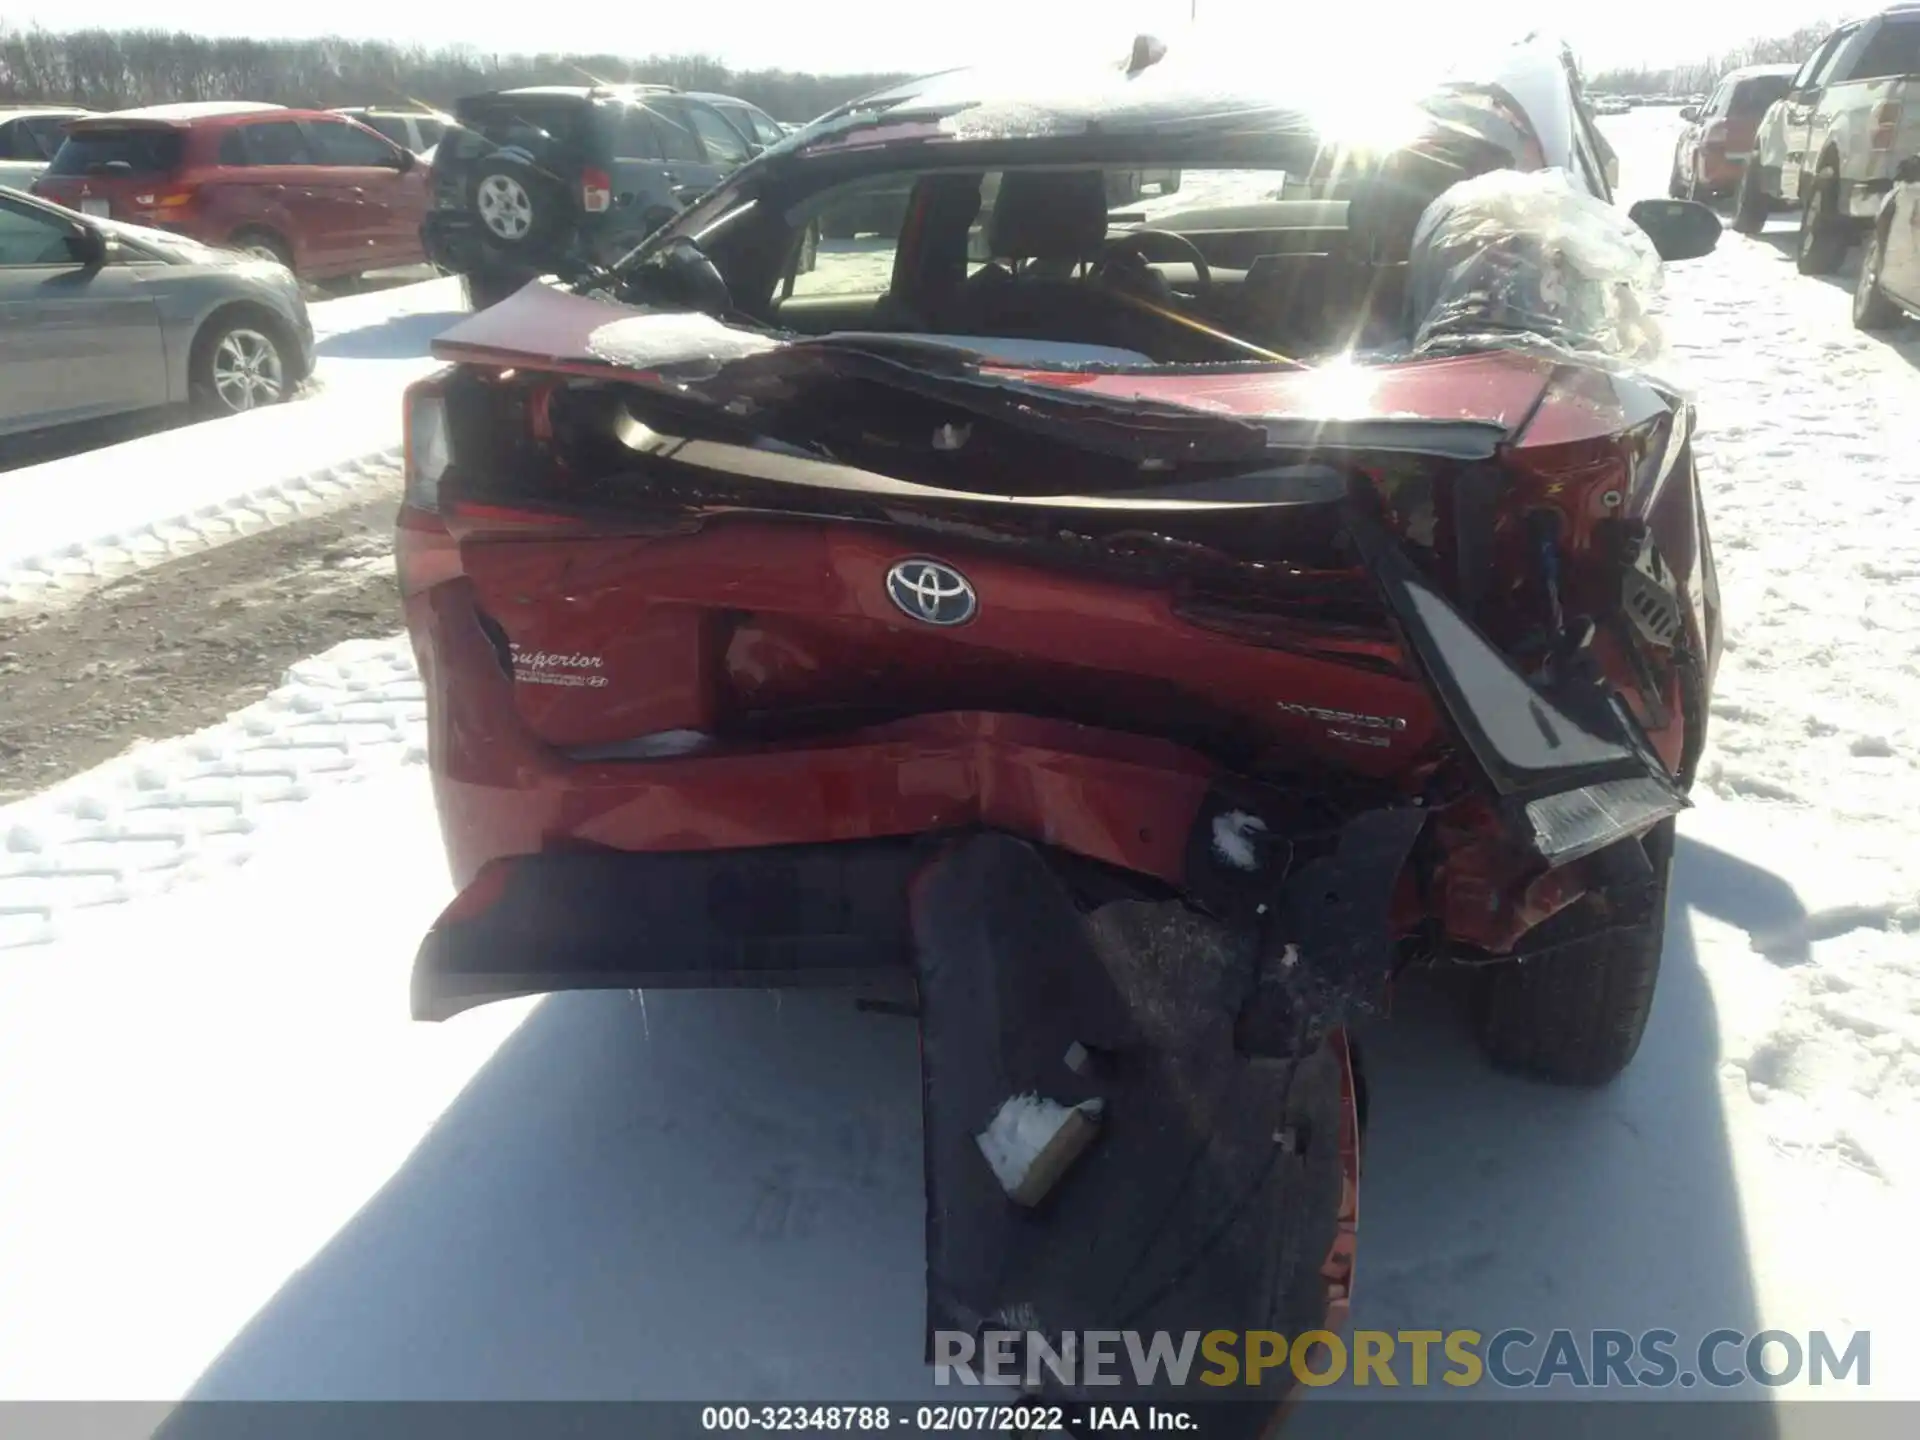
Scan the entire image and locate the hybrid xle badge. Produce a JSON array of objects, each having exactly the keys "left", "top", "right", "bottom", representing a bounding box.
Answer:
[
  {"left": 1277, "top": 700, "right": 1407, "bottom": 747},
  {"left": 886, "top": 558, "right": 978, "bottom": 627}
]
